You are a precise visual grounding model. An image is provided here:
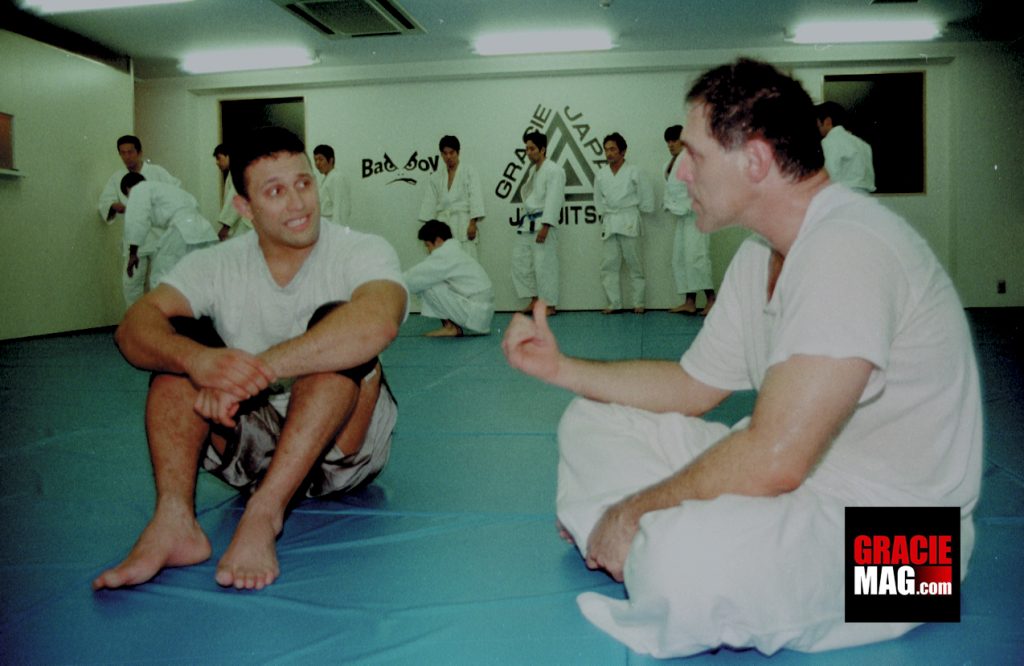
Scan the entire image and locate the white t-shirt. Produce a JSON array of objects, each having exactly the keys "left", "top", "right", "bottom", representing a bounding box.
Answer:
[
  {"left": 164, "top": 222, "right": 407, "bottom": 412},
  {"left": 681, "top": 184, "right": 982, "bottom": 511}
]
